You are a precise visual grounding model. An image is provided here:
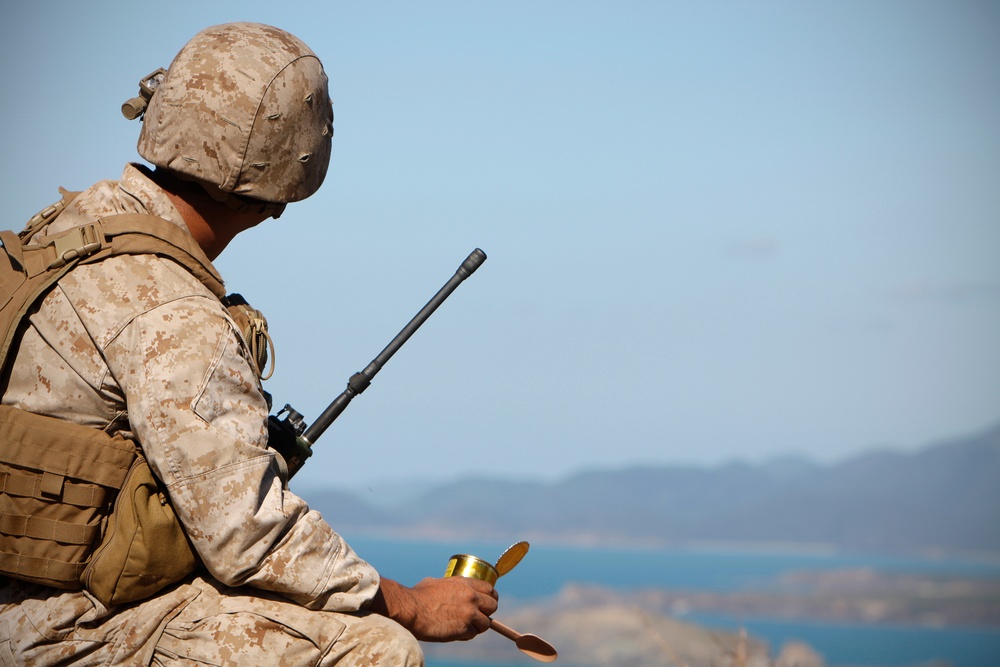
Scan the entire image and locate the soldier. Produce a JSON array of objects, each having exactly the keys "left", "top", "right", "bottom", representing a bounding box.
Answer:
[{"left": 0, "top": 22, "right": 497, "bottom": 666}]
